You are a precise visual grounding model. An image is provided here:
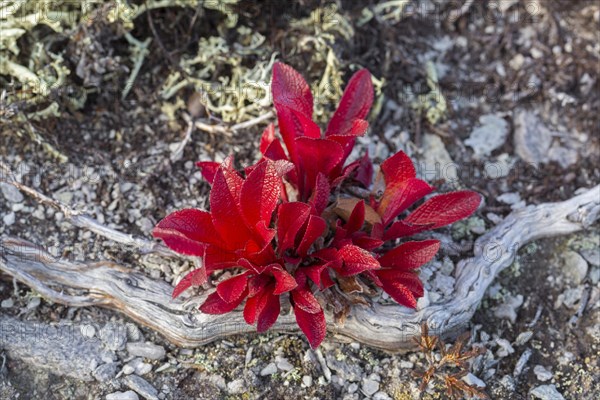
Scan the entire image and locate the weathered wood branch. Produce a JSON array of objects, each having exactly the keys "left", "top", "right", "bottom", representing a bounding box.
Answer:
[{"left": 0, "top": 186, "right": 598, "bottom": 351}]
